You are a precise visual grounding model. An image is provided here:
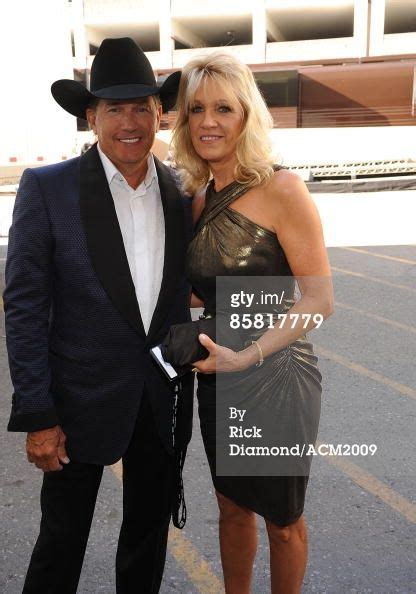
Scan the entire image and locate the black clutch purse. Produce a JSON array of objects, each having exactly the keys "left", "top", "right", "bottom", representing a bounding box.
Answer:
[{"left": 160, "top": 316, "right": 216, "bottom": 372}]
